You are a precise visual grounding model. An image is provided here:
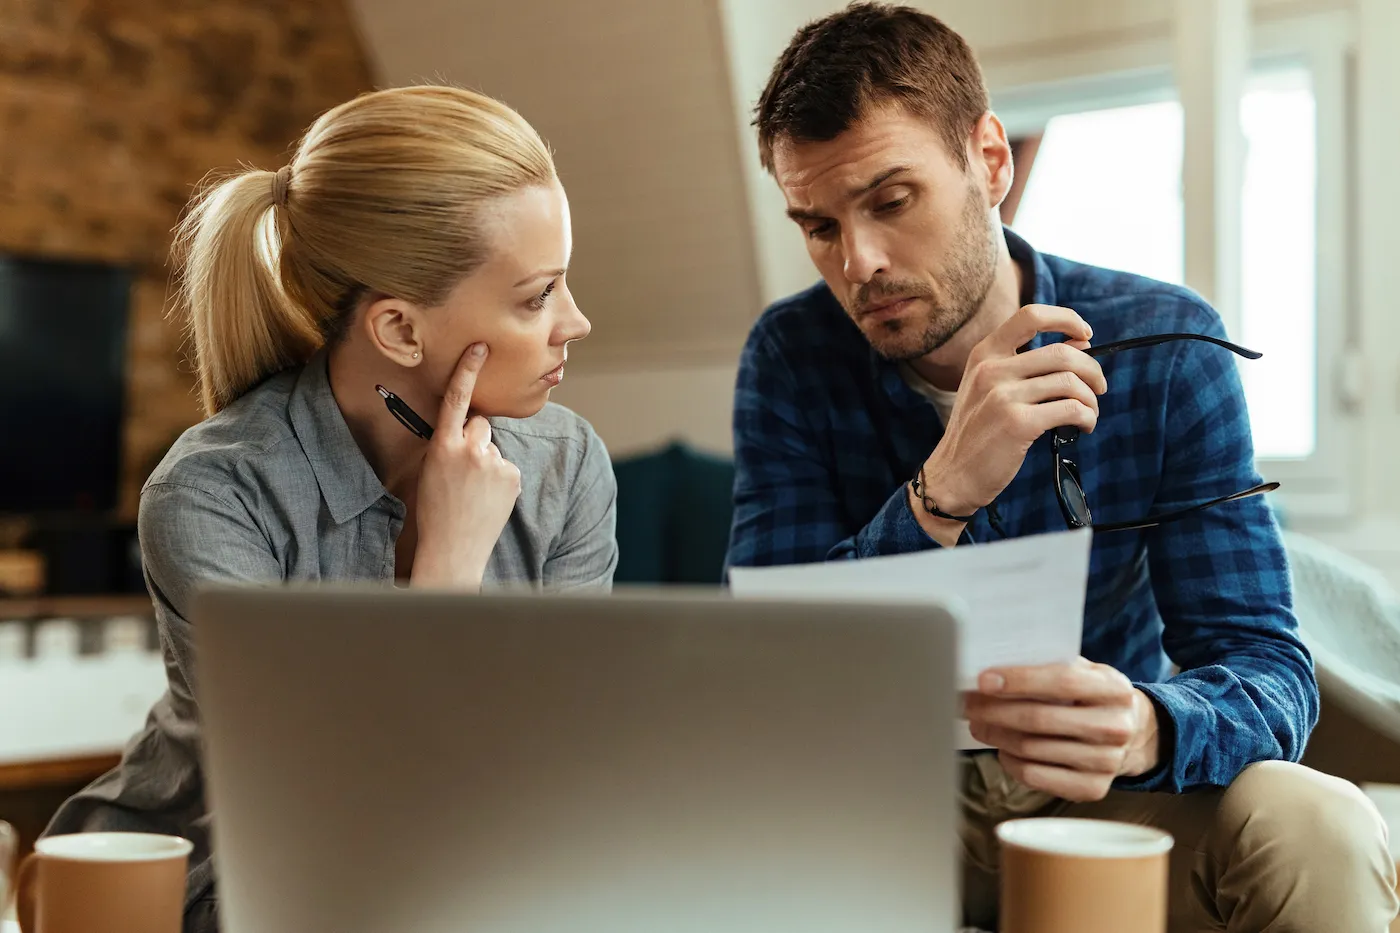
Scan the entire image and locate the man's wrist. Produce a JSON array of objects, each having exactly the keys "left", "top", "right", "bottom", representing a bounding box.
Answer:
[
  {"left": 913, "top": 457, "right": 982, "bottom": 517},
  {"left": 1119, "top": 689, "right": 1163, "bottom": 778},
  {"left": 911, "top": 477, "right": 977, "bottom": 524},
  {"left": 907, "top": 480, "right": 970, "bottom": 548}
]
